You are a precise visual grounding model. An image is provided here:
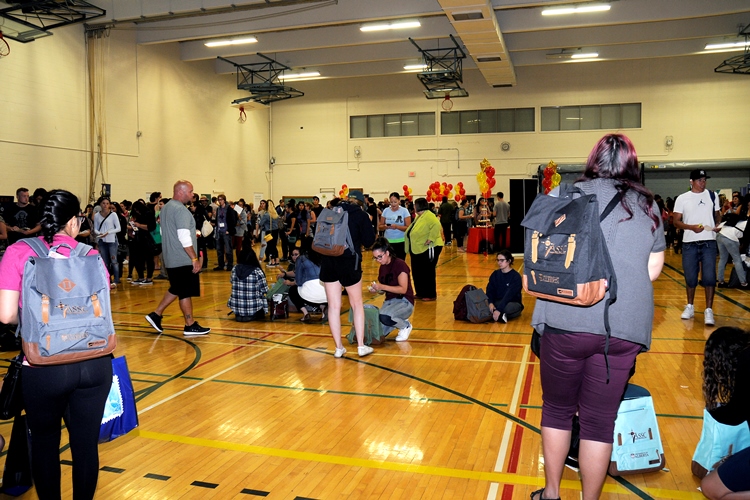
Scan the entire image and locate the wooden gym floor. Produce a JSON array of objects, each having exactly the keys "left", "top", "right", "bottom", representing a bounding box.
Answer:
[{"left": 2, "top": 244, "right": 748, "bottom": 500}]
